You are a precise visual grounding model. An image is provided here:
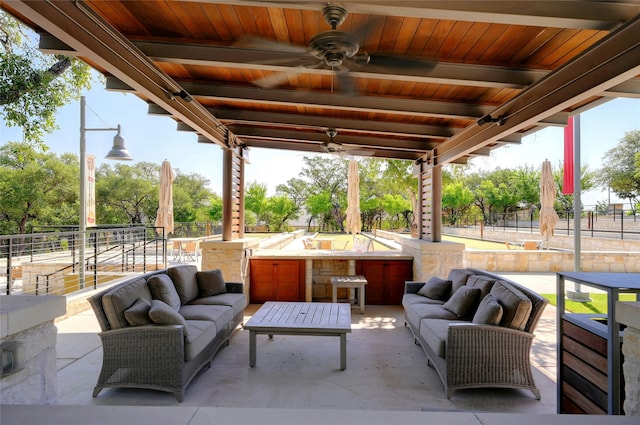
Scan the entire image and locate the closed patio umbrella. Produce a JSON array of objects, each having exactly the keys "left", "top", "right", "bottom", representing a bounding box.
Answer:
[
  {"left": 539, "top": 160, "right": 559, "bottom": 248},
  {"left": 345, "top": 159, "right": 361, "bottom": 235},
  {"left": 155, "top": 160, "right": 176, "bottom": 235}
]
